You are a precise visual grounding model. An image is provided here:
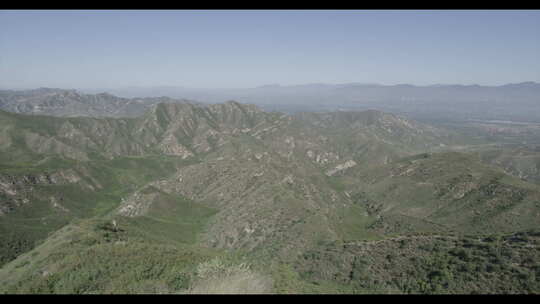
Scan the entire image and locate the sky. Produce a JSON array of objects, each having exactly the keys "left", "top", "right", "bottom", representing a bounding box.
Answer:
[{"left": 1, "top": 10, "right": 540, "bottom": 89}]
